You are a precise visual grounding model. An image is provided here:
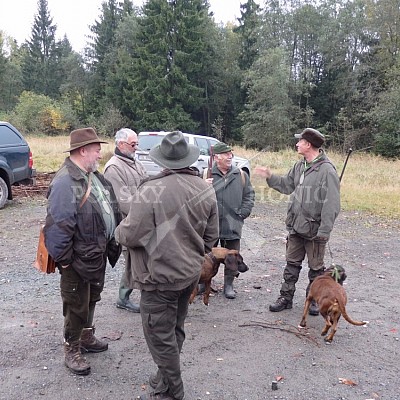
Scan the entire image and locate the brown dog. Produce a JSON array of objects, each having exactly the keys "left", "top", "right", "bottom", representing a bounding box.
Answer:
[
  {"left": 189, "top": 247, "right": 248, "bottom": 306},
  {"left": 299, "top": 265, "right": 366, "bottom": 343}
]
